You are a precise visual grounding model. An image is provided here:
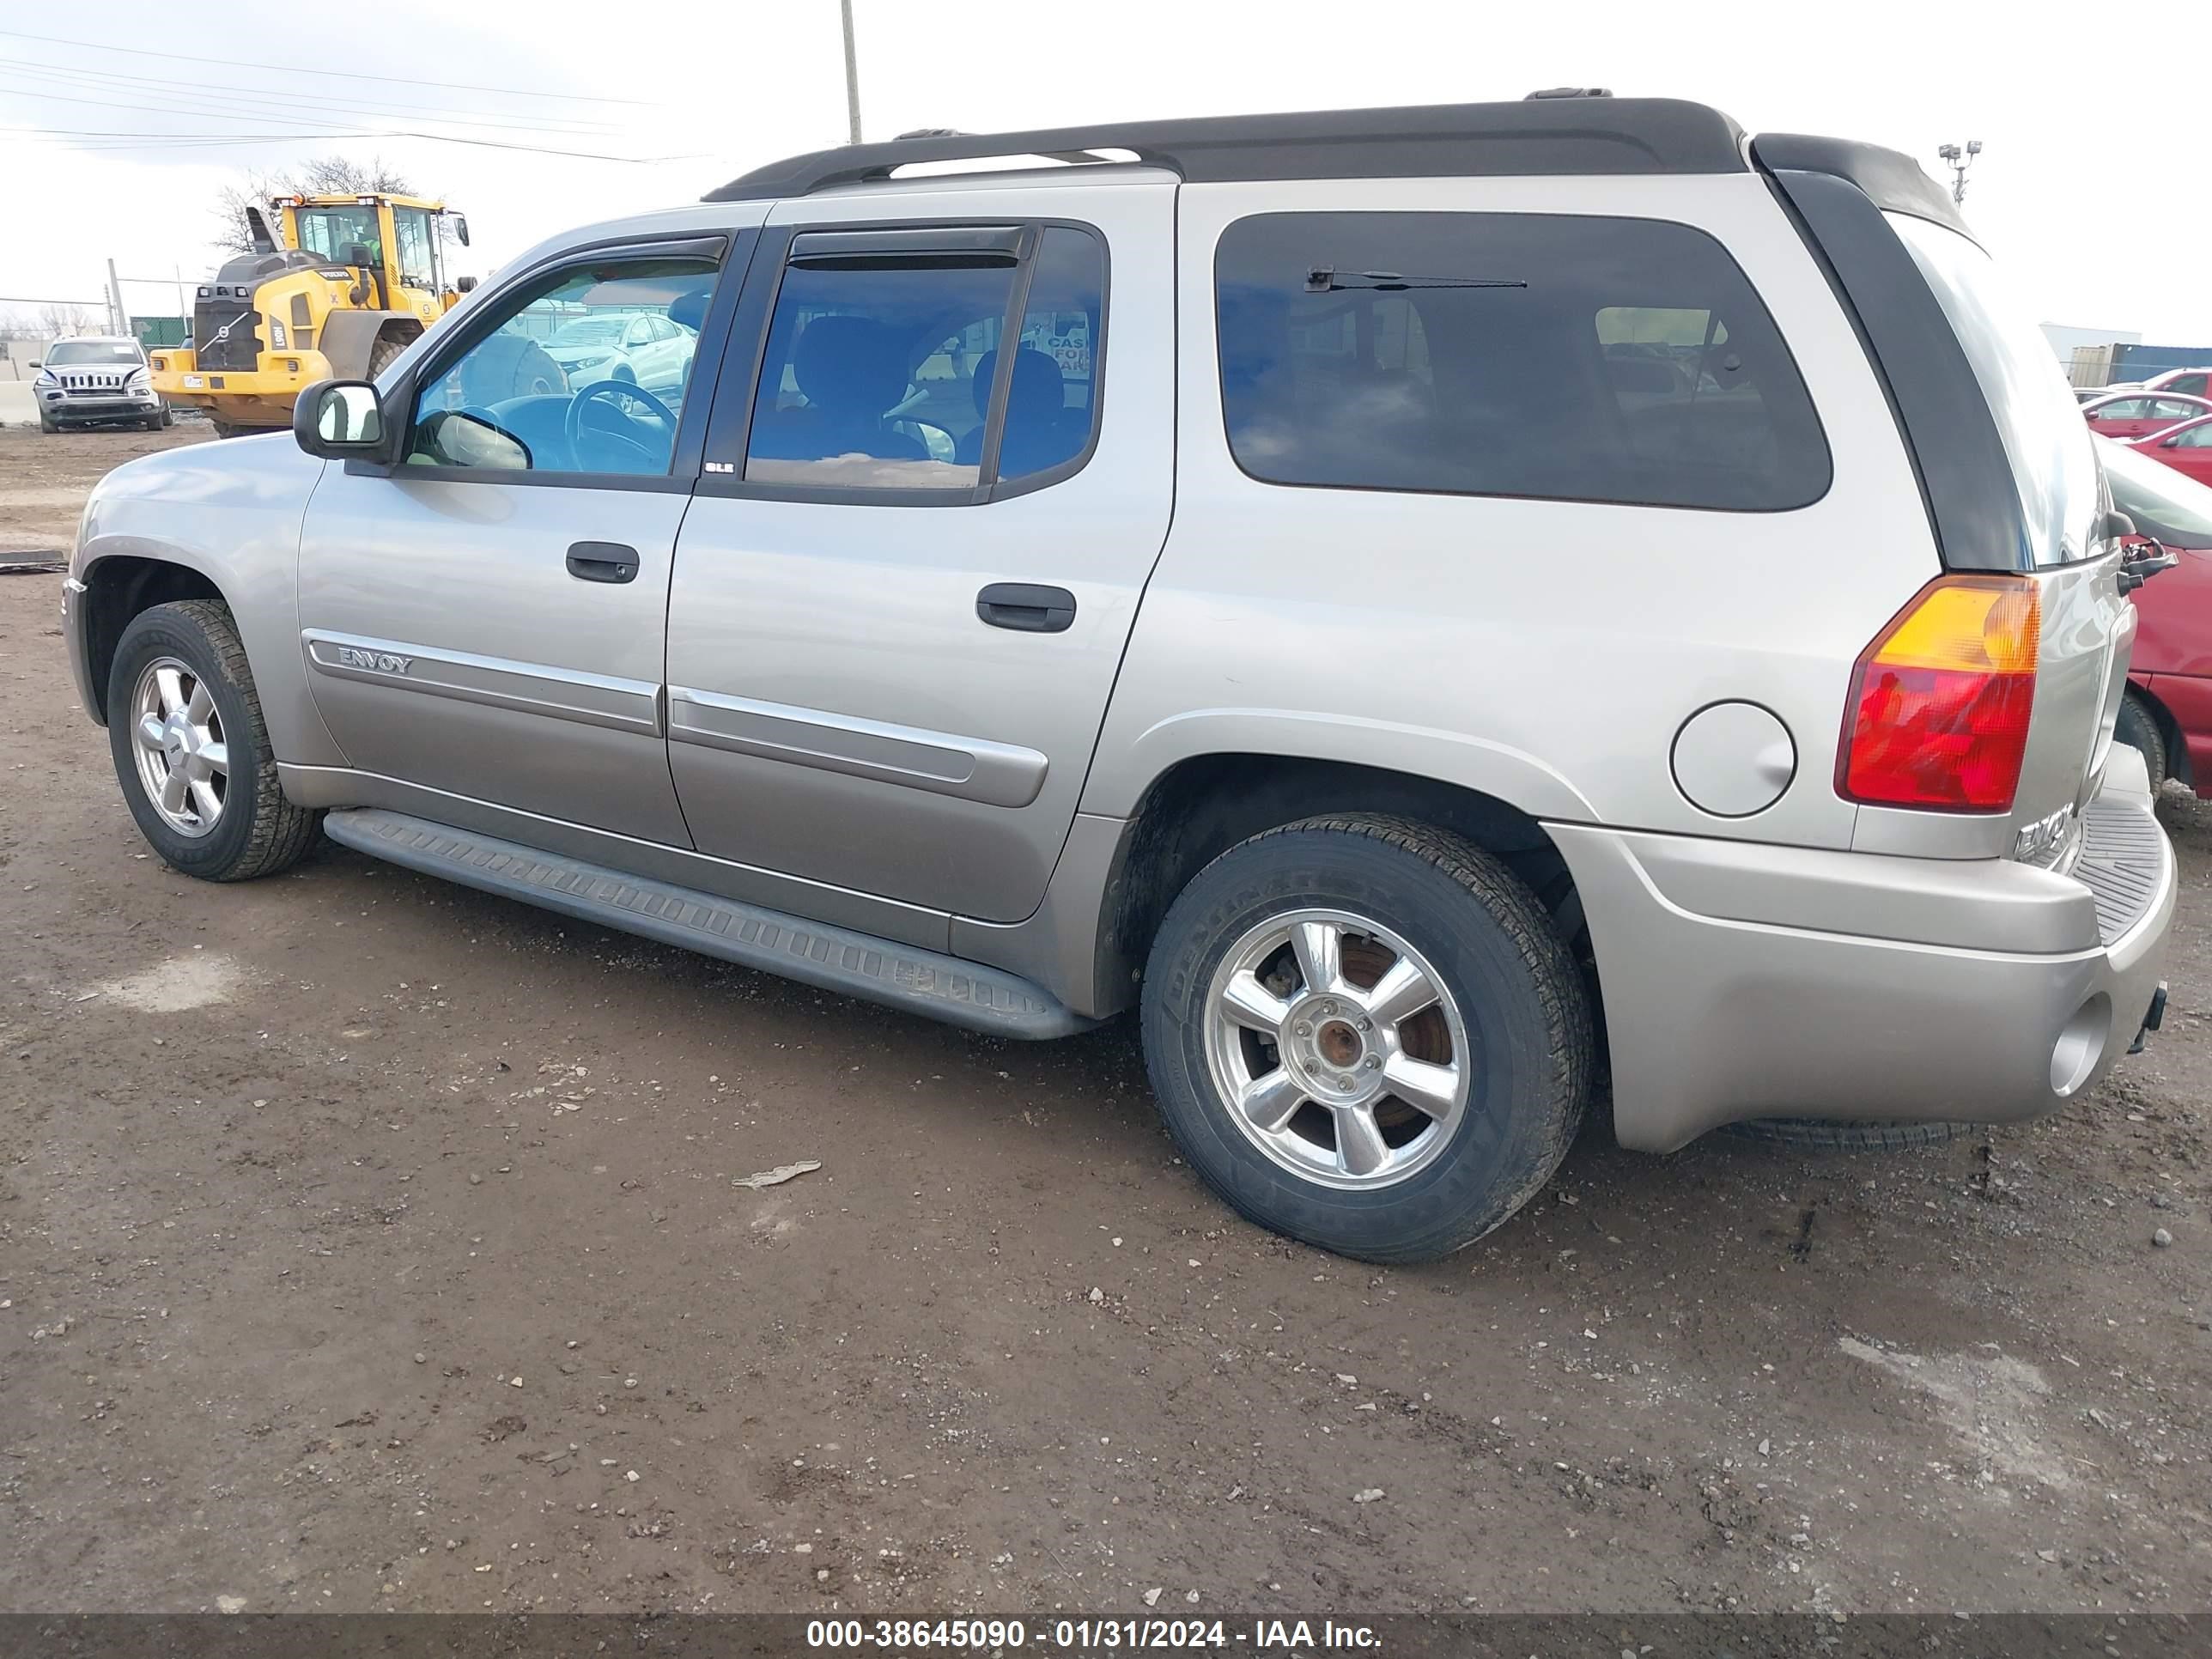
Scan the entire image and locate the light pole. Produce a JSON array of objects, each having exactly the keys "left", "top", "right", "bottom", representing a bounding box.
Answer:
[
  {"left": 1936, "top": 139, "right": 1982, "bottom": 205},
  {"left": 840, "top": 0, "right": 863, "bottom": 145}
]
